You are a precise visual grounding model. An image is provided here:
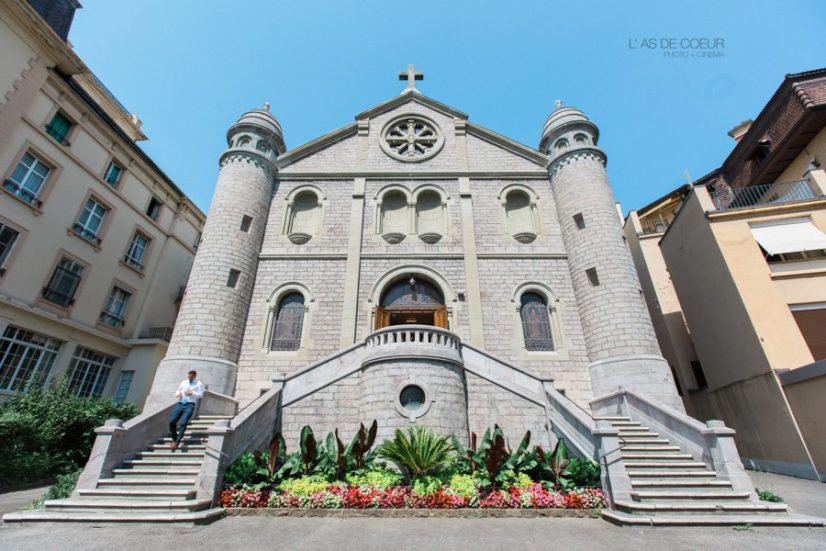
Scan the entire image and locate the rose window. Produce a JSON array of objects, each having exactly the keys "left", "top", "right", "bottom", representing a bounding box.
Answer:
[{"left": 380, "top": 115, "right": 444, "bottom": 162}]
